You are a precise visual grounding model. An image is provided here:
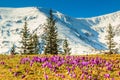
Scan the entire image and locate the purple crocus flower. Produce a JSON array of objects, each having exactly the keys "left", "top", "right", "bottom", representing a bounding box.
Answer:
[
  {"left": 82, "top": 57, "right": 85, "bottom": 60},
  {"left": 111, "top": 78, "right": 114, "bottom": 80},
  {"left": 104, "top": 74, "right": 110, "bottom": 78},
  {"left": 80, "top": 74, "right": 84, "bottom": 79},
  {"left": 32, "top": 56, "right": 41, "bottom": 62},
  {"left": 47, "top": 62, "right": 53, "bottom": 69},
  {"left": 20, "top": 57, "right": 30, "bottom": 64},
  {"left": 21, "top": 75, "right": 25, "bottom": 79},
  {"left": 14, "top": 72, "right": 18, "bottom": 77},
  {"left": 118, "top": 71, "right": 120, "bottom": 76},
  {"left": 30, "top": 60, "right": 34, "bottom": 67},
  {"left": 88, "top": 75, "right": 92, "bottom": 79},
  {"left": 41, "top": 57, "right": 48, "bottom": 63},
  {"left": 42, "top": 62, "right": 48, "bottom": 68},
  {"left": 0, "top": 61, "right": 5, "bottom": 65},
  {"left": 107, "top": 66, "right": 112, "bottom": 71},
  {"left": 66, "top": 67, "right": 71, "bottom": 73},
  {"left": 82, "top": 61, "right": 88, "bottom": 66},
  {"left": 105, "top": 62, "right": 110, "bottom": 66},
  {"left": 61, "top": 75, "right": 65, "bottom": 78},
  {"left": 57, "top": 61, "right": 63, "bottom": 67},
  {"left": 56, "top": 74, "right": 65, "bottom": 78},
  {"left": 72, "top": 73, "right": 76, "bottom": 78},
  {"left": 94, "top": 58, "right": 100, "bottom": 65},
  {"left": 44, "top": 74, "right": 48, "bottom": 80}
]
